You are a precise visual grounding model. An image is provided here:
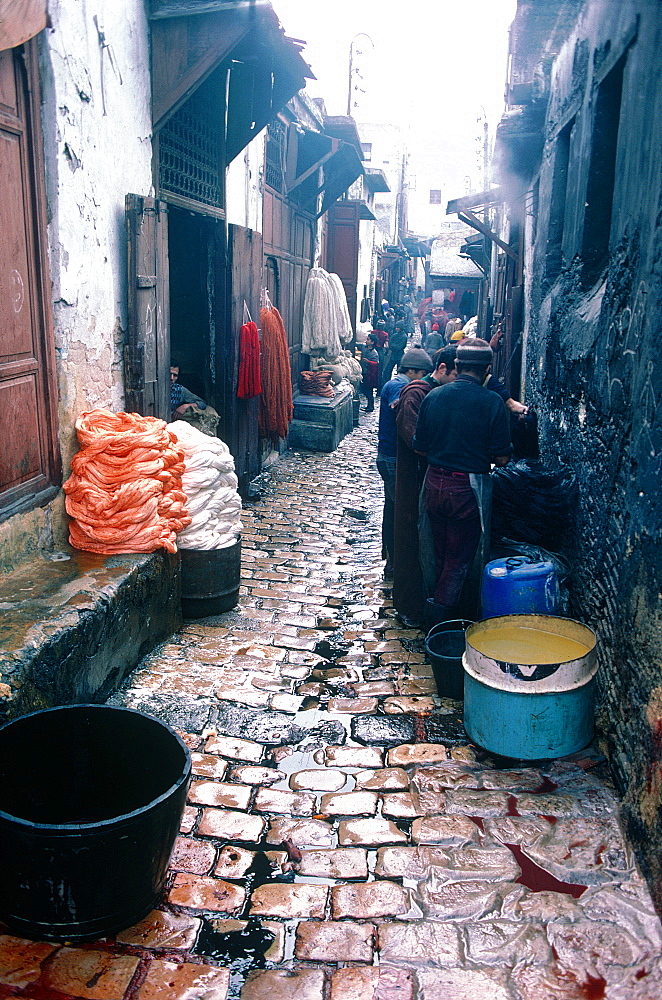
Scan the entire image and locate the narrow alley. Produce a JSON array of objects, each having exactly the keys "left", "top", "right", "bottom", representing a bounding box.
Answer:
[{"left": 2, "top": 412, "right": 659, "bottom": 1000}]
